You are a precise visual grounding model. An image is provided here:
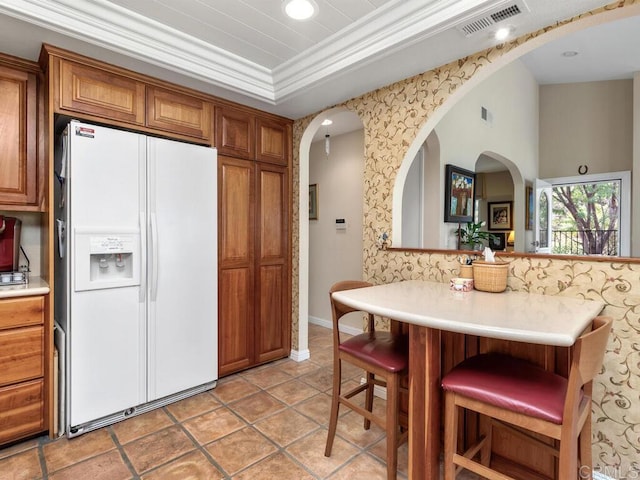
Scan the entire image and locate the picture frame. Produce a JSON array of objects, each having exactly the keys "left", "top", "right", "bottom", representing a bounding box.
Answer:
[
  {"left": 444, "top": 164, "right": 475, "bottom": 223},
  {"left": 525, "top": 185, "right": 534, "bottom": 230},
  {"left": 309, "top": 184, "right": 318, "bottom": 220},
  {"left": 488, "top": 201, "right": 512, "bottom": 231},
  {"left": 488, "top": 232, "right": 506, "bottom": 251}
]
